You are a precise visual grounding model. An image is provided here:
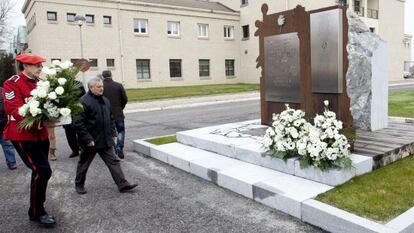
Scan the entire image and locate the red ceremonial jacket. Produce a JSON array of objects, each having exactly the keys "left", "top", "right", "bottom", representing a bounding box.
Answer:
[{"left": 2, "top": 72, "right": 48, "bottom": 141}]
